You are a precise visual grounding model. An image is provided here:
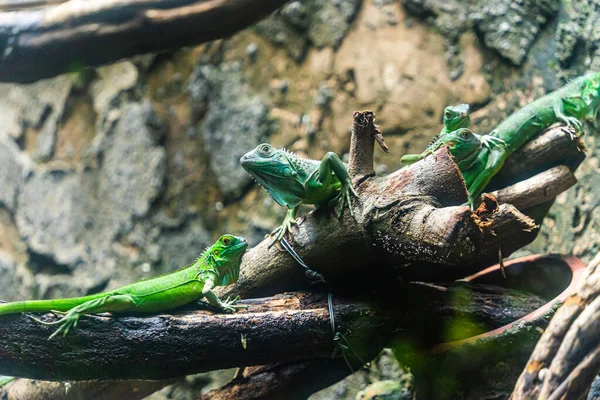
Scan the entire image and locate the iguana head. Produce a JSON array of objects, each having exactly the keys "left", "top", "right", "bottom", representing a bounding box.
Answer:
[
  {"left": 210, "top": 234, "right": 248, "bottom": 286},
  {"left": 443, "top": 104, "right": 471, "bottom": 132},
  {"left": 431, "top": 128, "right": 482, "bottom": 170},
  {"left": 240, "top": 143, "right": 306, "bottom": 208}
]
